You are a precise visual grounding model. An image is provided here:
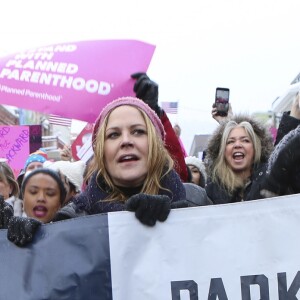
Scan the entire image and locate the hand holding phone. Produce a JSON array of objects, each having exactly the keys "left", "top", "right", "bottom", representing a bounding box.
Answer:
[{"left": 215, "top": 87, "right": 230, "bottom": 117}]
